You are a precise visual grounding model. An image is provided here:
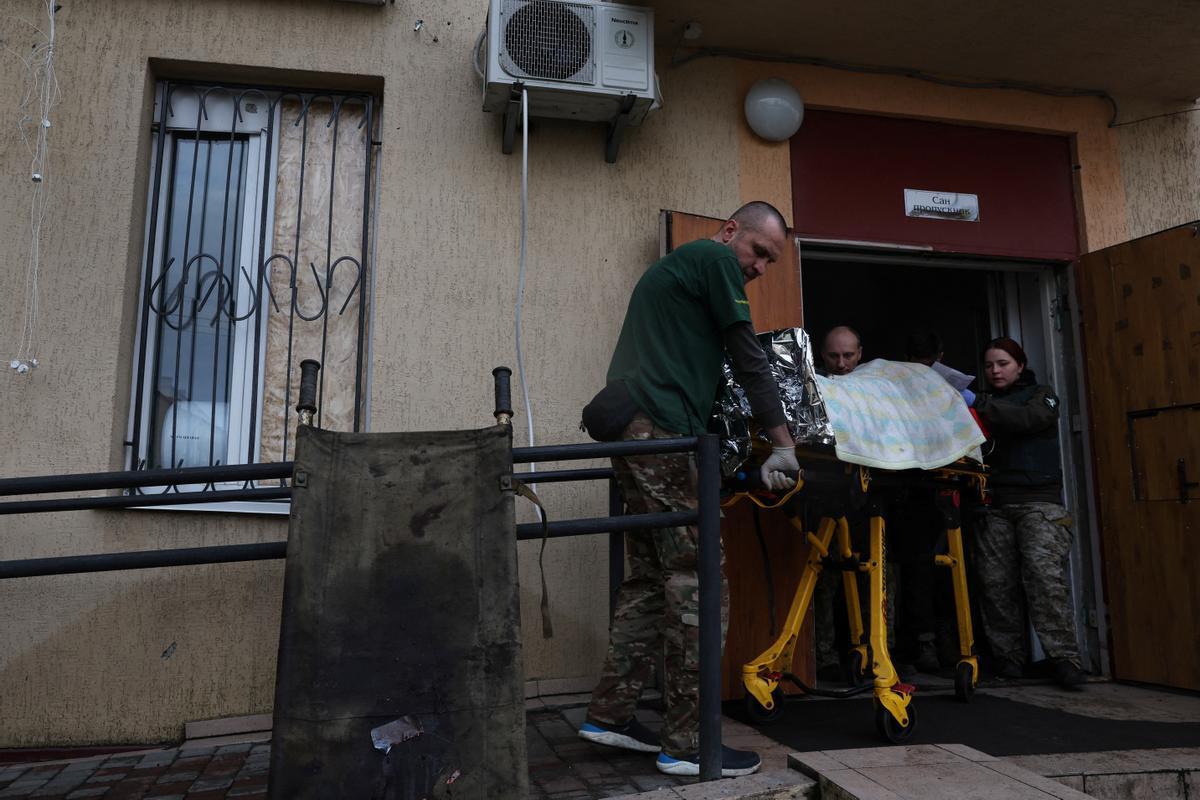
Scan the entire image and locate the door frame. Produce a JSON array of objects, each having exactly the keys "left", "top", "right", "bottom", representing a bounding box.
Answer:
[{"left": 798, "top": 238, "right": 1107, "bottom": 675}]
